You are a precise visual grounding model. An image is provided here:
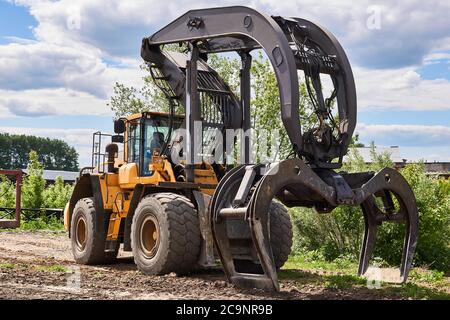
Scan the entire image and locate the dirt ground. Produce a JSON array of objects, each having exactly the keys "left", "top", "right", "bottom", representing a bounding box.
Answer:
[{"left": 0, "top": 230, "right": 433, "bottom": 300}]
